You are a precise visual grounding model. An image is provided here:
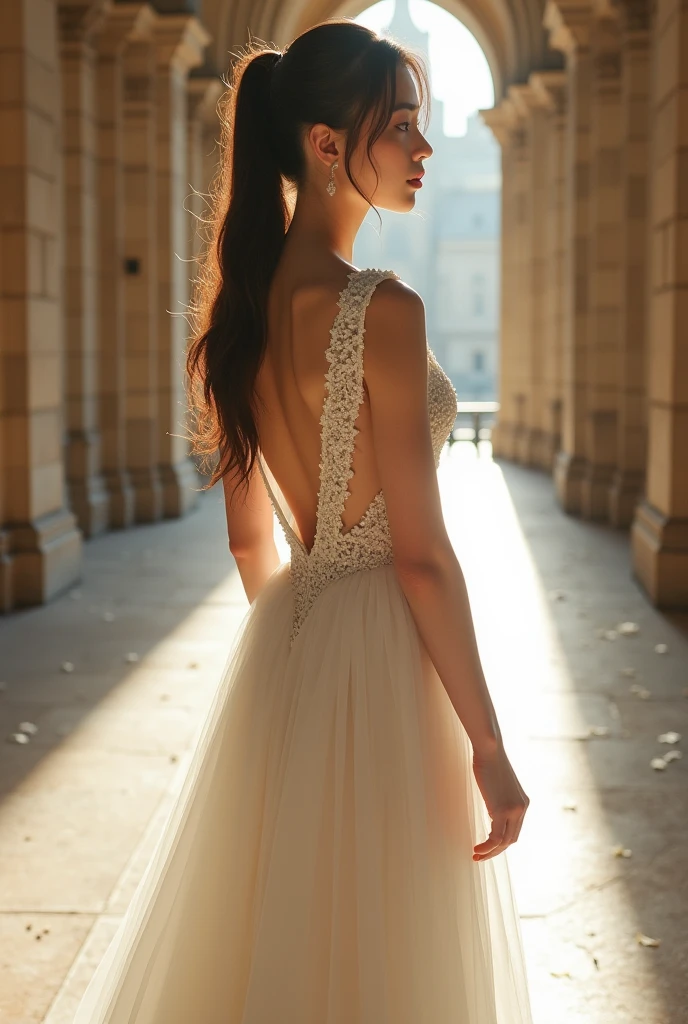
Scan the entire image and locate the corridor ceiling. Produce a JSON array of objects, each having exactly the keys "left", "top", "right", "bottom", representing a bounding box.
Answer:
[{"left": 198, "top": 0, "right": 563, "bottom": 101}]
